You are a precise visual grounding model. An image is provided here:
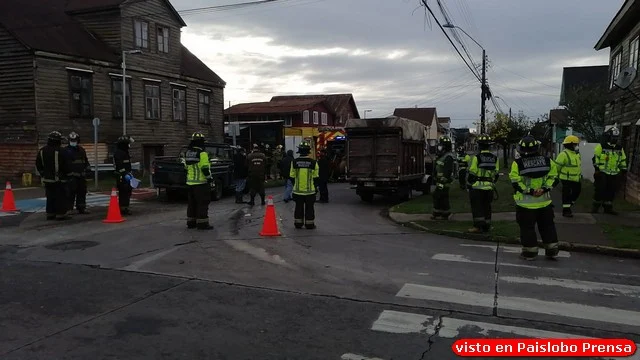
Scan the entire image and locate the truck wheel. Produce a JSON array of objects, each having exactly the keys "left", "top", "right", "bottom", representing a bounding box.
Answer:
[
  {"left": 211, "top": 179, "right": 223, "bottom": 201},
  {"left": 360, "top": 192, "right": 374, "bottom": 202}
]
